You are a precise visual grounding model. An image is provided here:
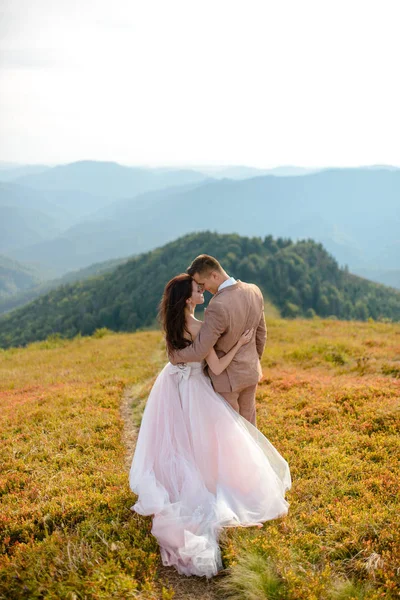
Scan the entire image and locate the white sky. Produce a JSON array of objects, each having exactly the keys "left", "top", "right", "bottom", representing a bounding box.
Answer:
[{"left": 0, "top": 0, "right": 399, "bottom": 168}]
